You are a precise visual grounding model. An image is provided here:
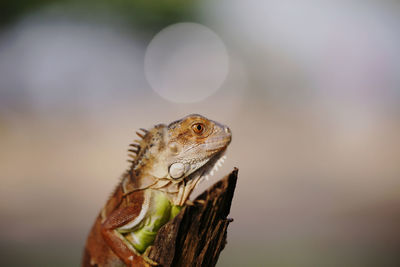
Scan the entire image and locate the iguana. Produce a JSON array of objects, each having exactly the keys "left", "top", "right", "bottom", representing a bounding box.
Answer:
[{"left": 82, "top": 114, "right": 232, "bottom": 267}]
